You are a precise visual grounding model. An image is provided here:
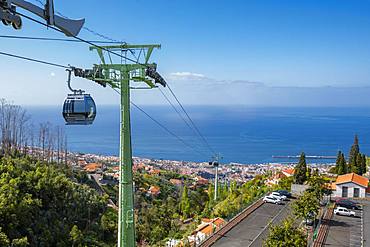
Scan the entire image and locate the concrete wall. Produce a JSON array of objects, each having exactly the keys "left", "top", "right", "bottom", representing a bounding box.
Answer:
[
  {"left": 334, "top": 182, "right": 366, "bottom": 198},
  {"left": 291, "top": 184, "right": 309, "bottom": 196}
]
